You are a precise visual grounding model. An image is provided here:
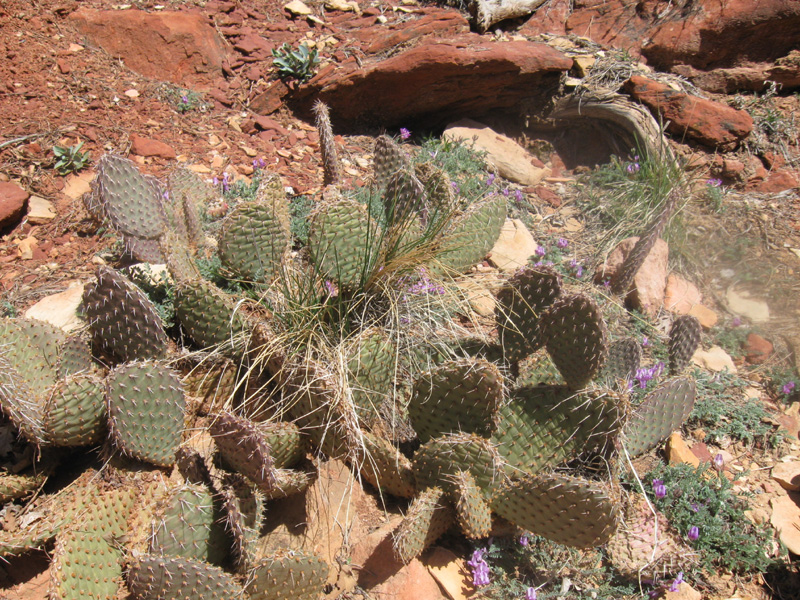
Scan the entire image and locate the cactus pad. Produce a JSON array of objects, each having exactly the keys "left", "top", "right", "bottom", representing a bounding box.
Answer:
[
  {"left": 218, "top": 200, "right": 289, "bottom": 283},
  {"left": 668, "top": 315, "right": 701, "bottom": 375},
  {"left": 246, "top": 548, "right": 328, "bottom": 600},
  {"left": 392, "top": 486, "right": 454, "bottom": 564},
  {"left": 127, "top": 555, "right": 243, "bottom": 600},
  {"left": 210, "top": 412, "right": 276, "bottom": 492}
]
